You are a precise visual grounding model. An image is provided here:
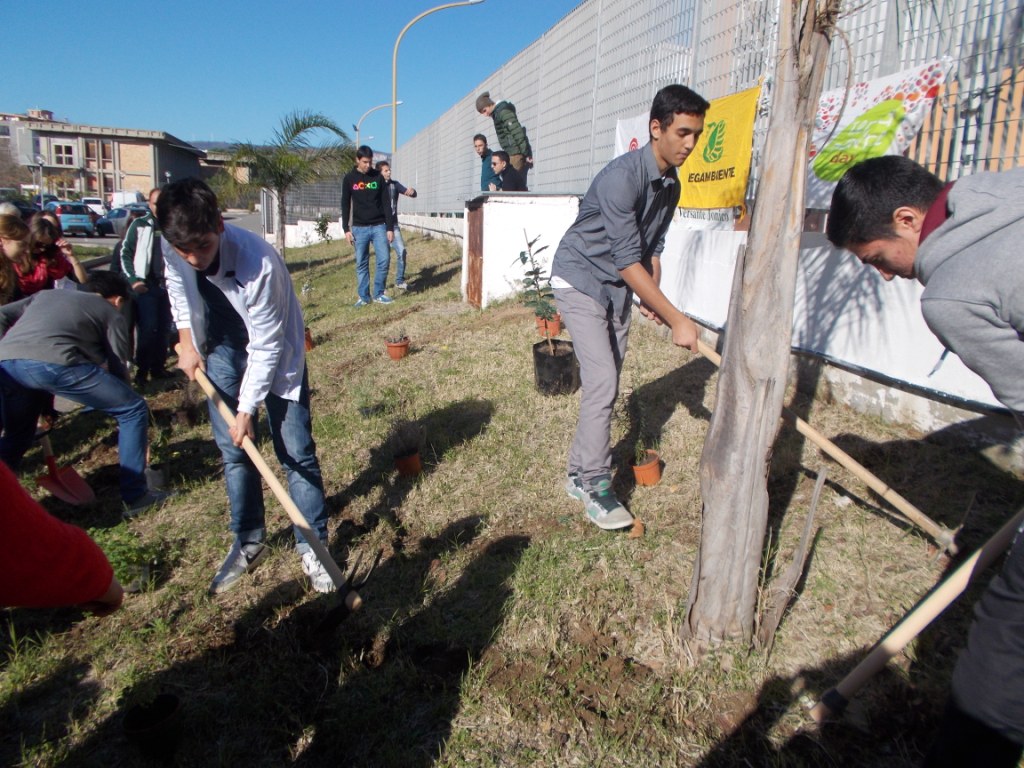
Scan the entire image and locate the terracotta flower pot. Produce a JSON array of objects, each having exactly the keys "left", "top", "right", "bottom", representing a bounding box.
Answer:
[
  {"left": 632, "top": 449, "right": 662, "bottom": 486},
  {"left": 536, "top": 313, "right": 562, "bottom": 338},
  {"left": 395, "top": 450, "right": 422, "bottom": 477},
  {"left": 386, "top": 339, "right": 410, "bottom": 360}
]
